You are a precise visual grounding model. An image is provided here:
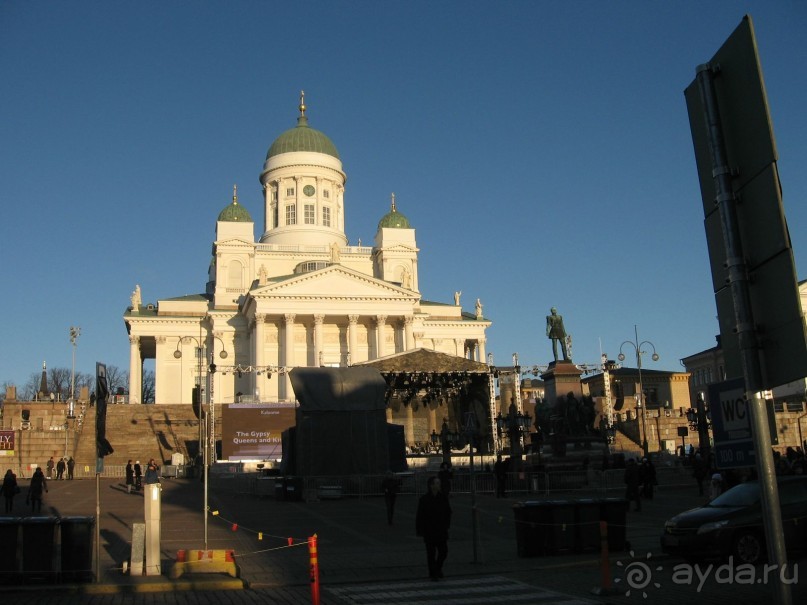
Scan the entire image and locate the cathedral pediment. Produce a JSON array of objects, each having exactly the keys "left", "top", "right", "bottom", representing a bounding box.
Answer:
[
  {"left": 250, "top": 265, "right": 416, "bottom": 301},
  {"left": 216, "top": 238, "right": 254, "bottom": 247}
]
